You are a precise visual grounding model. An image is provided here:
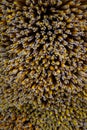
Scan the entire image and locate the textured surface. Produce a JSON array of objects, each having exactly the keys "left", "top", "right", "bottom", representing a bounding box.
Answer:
[{"left": 0, "top": 0, "right": 87, "bottom": 129}]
